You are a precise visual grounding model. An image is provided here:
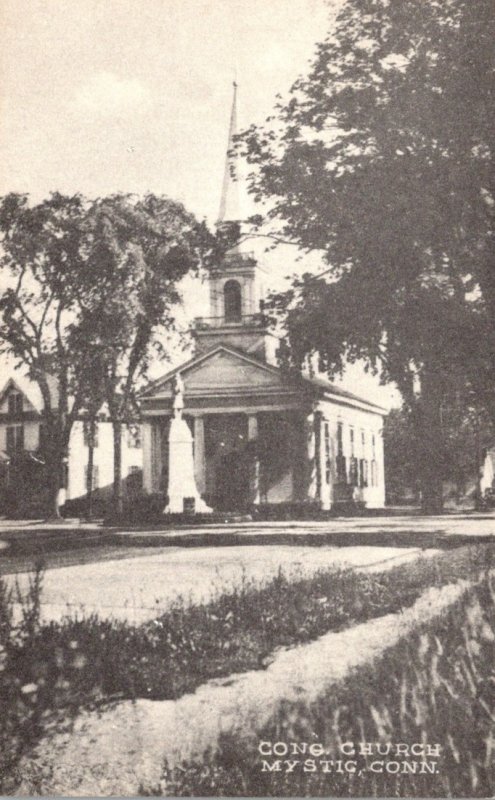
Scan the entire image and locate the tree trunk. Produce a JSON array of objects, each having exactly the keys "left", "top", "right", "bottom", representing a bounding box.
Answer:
[
  {"left": 86, "top": 423, "right": 95, "bottom": 520},
  {"left": 421, "top": 472, "right": 444, "bottom": 515},
  {"left": 412, "top": 373, "right": 445, "bottom": 515},
  {"left": 47, "top": 451, "right": 62, "bottom": 519},
  {"left": 112, "top": 420, "right": 123, "bottom": 516}
]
